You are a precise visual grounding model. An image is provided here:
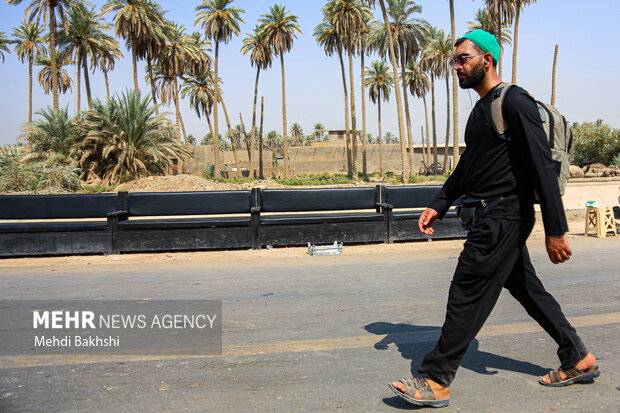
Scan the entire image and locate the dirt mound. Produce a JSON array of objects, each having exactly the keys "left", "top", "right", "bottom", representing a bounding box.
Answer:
[
  {"left": 113, "top": 174, "right": 452, "bottom": 193},
  {"left": 114, "top": 174, "right": 291, "bottom": 192}
]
